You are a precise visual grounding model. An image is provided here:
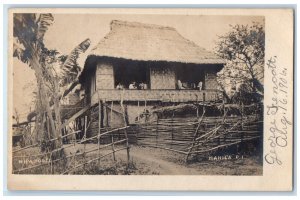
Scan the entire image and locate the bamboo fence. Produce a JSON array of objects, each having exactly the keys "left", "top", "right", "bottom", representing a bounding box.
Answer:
[
  {"left": 12, "top": 98, "right": 263, "bottom": 173},
  {"left": 12, "top": 98, "right": 131, "bottom": 174},
  {"left": 133, "top": 103, "right": 263, "bottom": 162}
]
